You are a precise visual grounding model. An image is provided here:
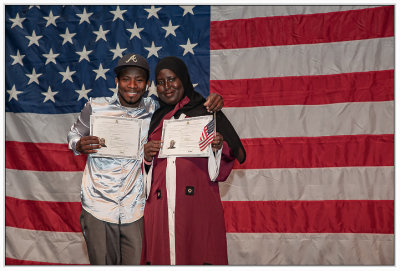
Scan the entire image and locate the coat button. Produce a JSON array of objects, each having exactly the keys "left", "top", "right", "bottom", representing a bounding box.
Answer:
[{"left": 185, "top": 186, "right": 194, "bottom": 196}]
